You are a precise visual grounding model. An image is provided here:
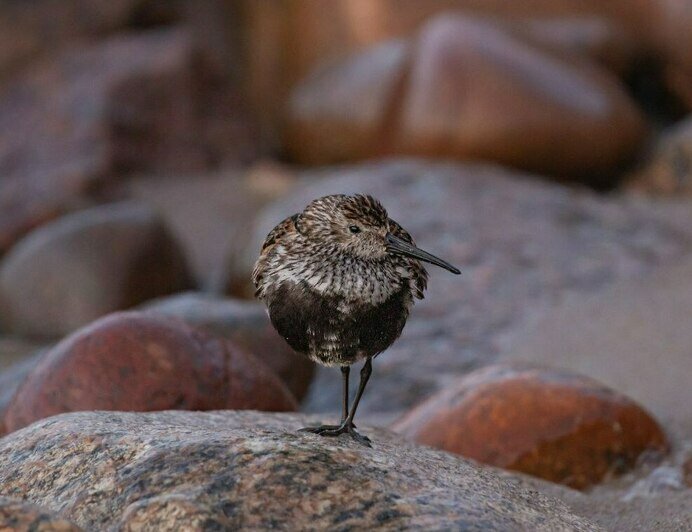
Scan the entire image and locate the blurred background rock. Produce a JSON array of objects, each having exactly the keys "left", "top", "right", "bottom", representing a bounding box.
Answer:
[{"left": 0, "top": 1, "right": 690, "bottom": 530}]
